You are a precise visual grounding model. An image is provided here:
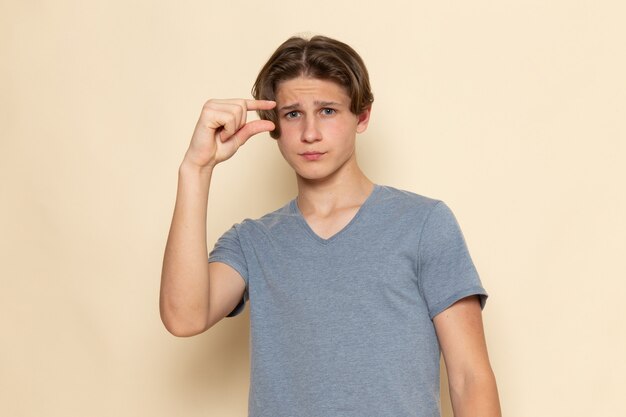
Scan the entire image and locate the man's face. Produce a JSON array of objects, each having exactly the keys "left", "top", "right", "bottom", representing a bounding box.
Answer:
[{"left": 274, "top": 76, "right": 370, "bottom": 182}]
